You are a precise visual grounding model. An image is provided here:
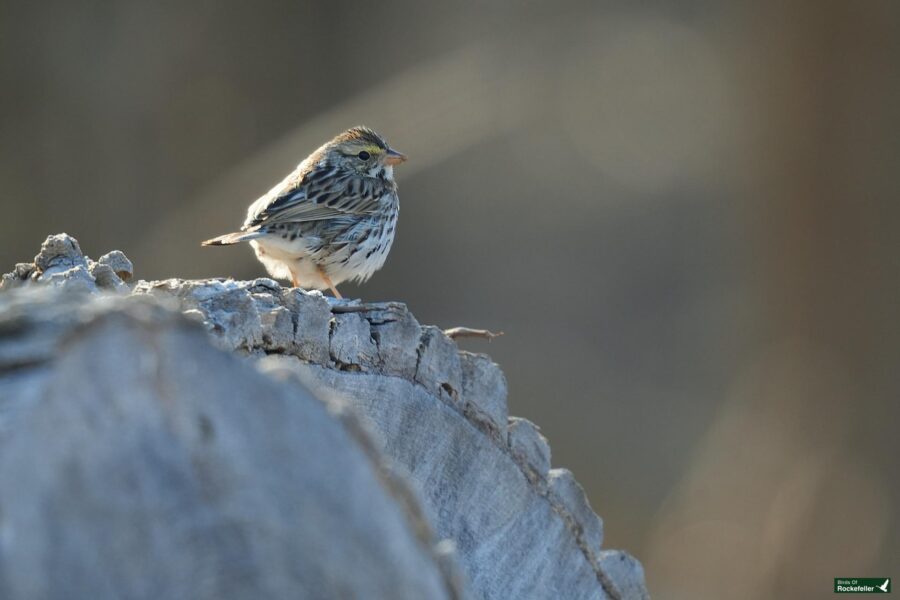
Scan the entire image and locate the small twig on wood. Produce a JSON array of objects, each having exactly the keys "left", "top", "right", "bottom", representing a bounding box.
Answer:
[{"left": 443, "top": 327, "right": 504, "bottom": 341}]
